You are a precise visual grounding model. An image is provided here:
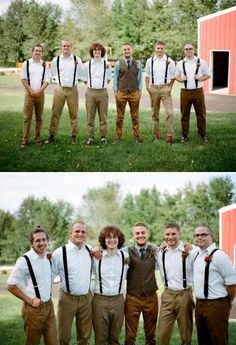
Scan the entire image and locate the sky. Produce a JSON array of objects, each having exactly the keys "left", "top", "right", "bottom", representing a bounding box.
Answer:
[
  {"left": 0, "top": 172, "right": 235, "bottom": 213},
  {"left": 0, "top": 0, "right": 72, "bottom": 15}
]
